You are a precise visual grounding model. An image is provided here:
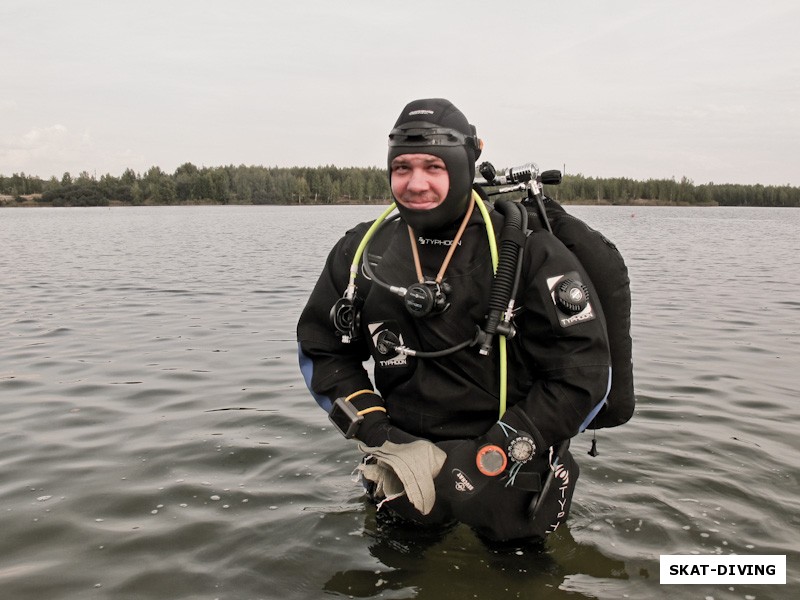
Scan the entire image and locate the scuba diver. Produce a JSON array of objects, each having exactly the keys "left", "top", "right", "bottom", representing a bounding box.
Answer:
[{"left": 297, "top": 98, "right": 632, "bottom": 542}]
